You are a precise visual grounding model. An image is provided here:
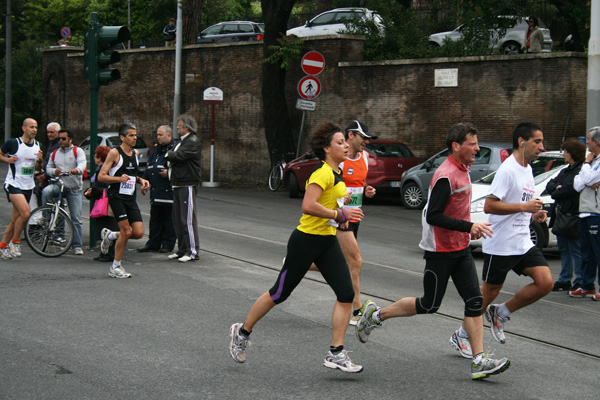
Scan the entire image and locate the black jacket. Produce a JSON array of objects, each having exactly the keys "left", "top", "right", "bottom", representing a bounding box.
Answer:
[
  {"left": 166, "top": 133, "right": 202, "bottom": 186},
  {"left": 143, "top": 141, "right": 174, "bottom": 205},
  {"left": 545, "top": 160, "right": 583, "bottom": 217}
]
